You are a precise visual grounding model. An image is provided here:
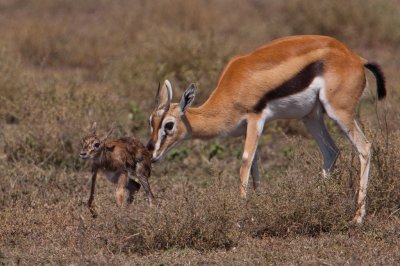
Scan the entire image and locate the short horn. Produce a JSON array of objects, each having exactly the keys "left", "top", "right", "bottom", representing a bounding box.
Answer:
[
  {"left": 153, "top": 82, "right": 161, "bottom": 110},
  {"left": 163, "top": 80, "right": 172, "bottom": 112}
]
